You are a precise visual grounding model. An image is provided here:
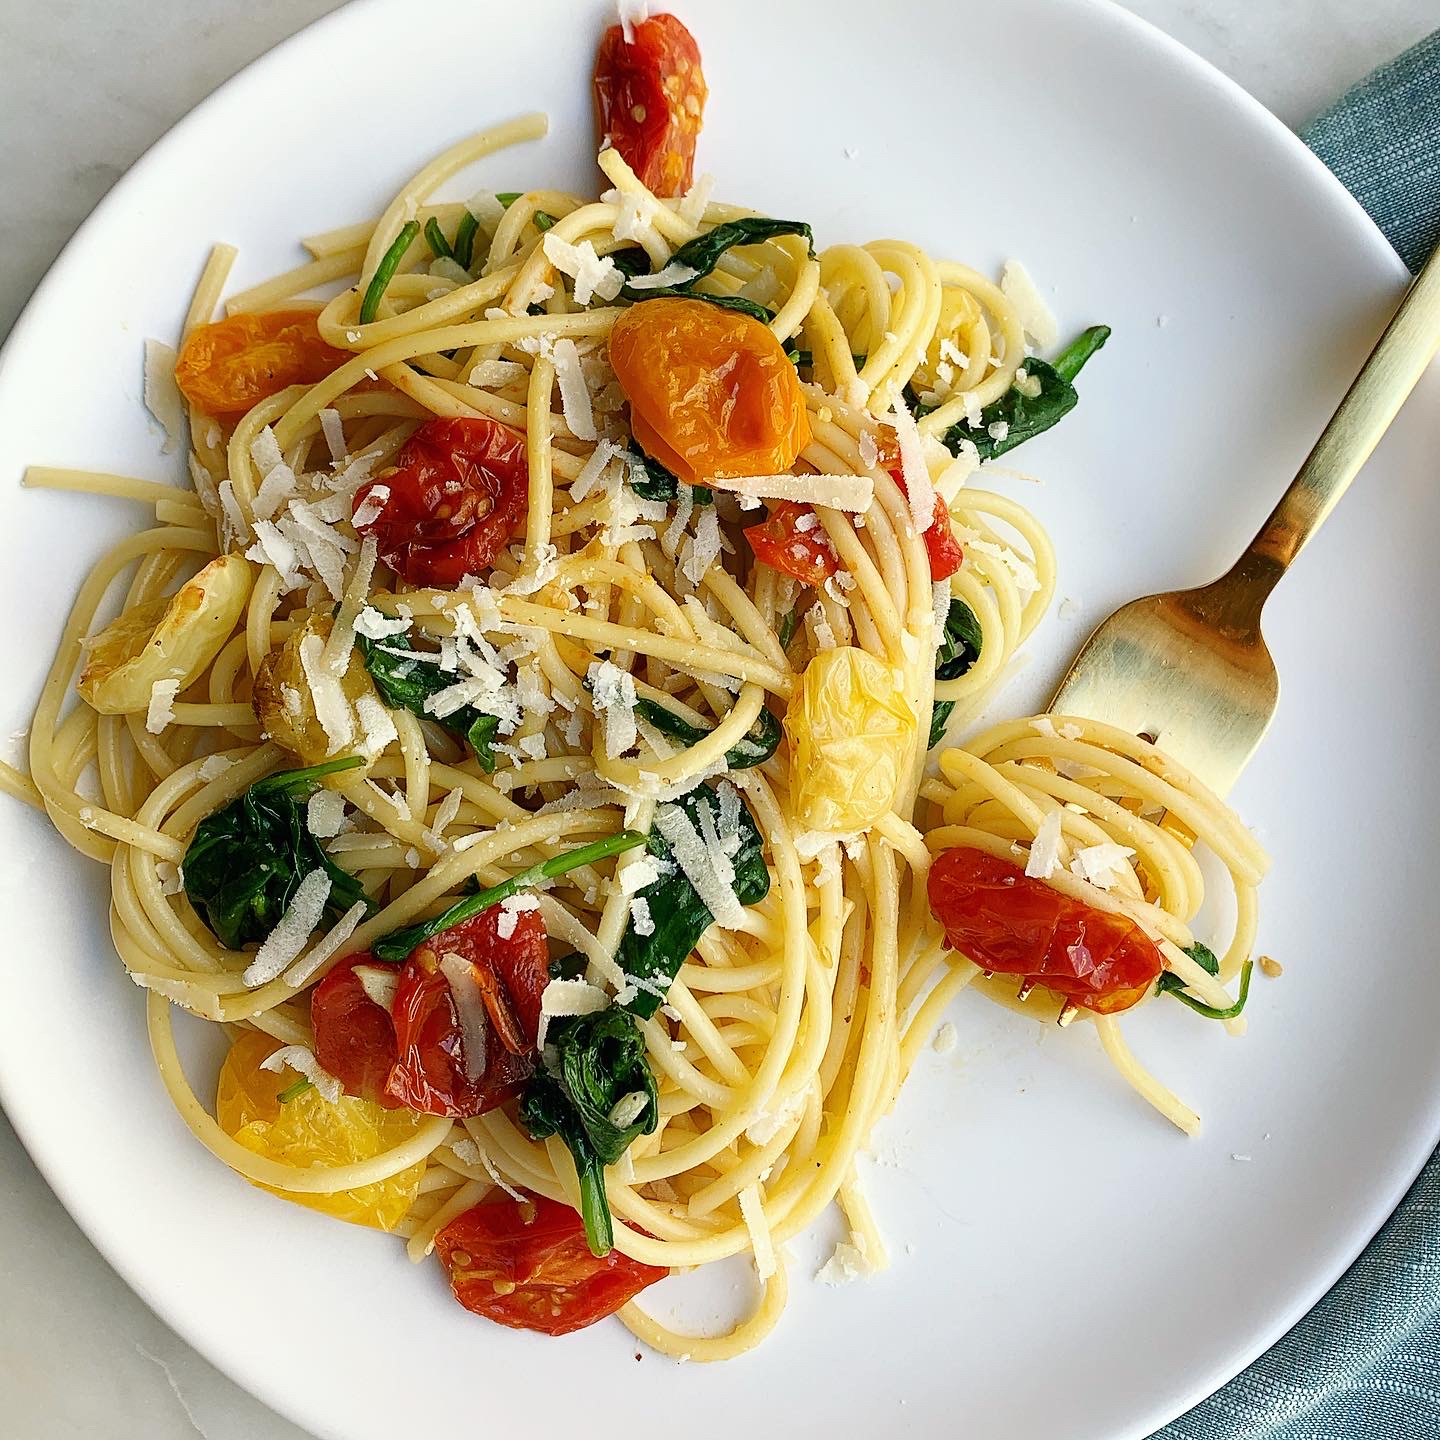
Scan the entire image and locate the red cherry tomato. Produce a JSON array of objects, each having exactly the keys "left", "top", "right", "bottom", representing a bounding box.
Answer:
[
  {"left": 353, "top": 417, "right": 529, "bottom": 587},
  {"left": 743, "top": 500, "right": 838, "bottom": 588},
  {"left": 174, "top": 309, "right": 354, "bottom": 419},
  {"left": 927, "top": 846, "right": 1162, "bottom": 1013},
  {"left": 593, "top": 14, "right": 707, "bottom": 198},
  {"left": 874, "top": 431, "right": 964, "bottom": 581},
  {"left": 437, "top": 1193, "right": 667, "bottom": 1335},
  {"left": 310, "top": 954, "right": 403, "bottom": 1107},
  {"left": 384, "top": 904, "right": 550, "bottom": 1118}
]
